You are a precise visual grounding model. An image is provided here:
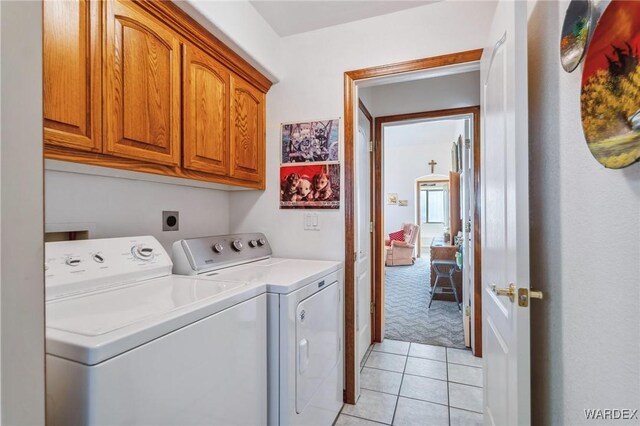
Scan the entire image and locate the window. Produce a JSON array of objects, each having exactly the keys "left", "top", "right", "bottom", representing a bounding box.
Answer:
[{"left": 421, "top": 188, "right": 445, "bottom": 223}]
